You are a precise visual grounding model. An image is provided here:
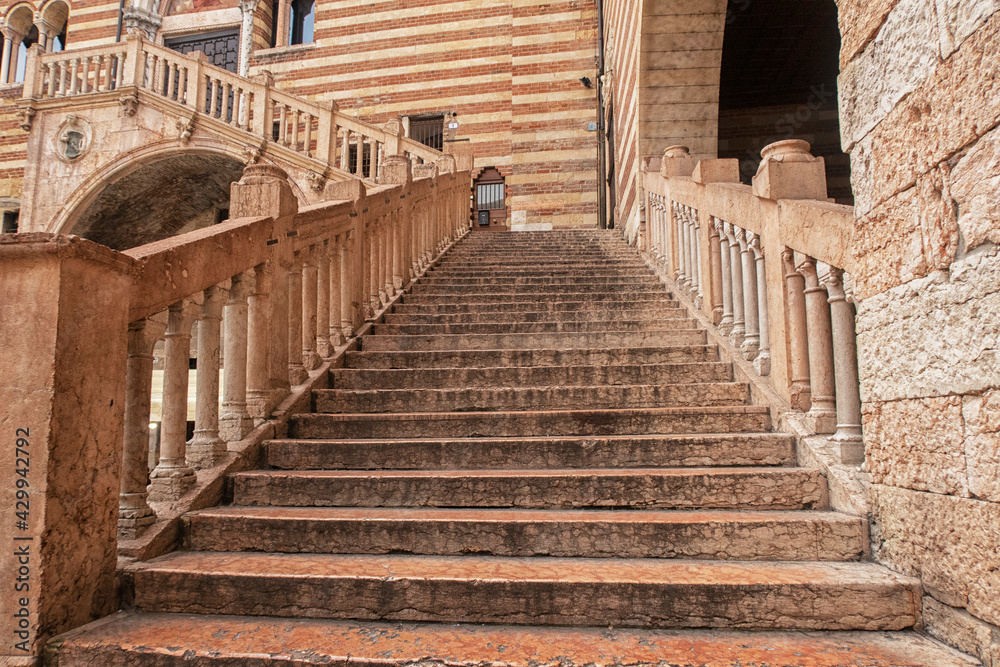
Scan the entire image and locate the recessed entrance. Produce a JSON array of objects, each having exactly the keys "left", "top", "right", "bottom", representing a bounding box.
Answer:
[{"left": 473, "top": 167, "right": 506, "bottom": 231}]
